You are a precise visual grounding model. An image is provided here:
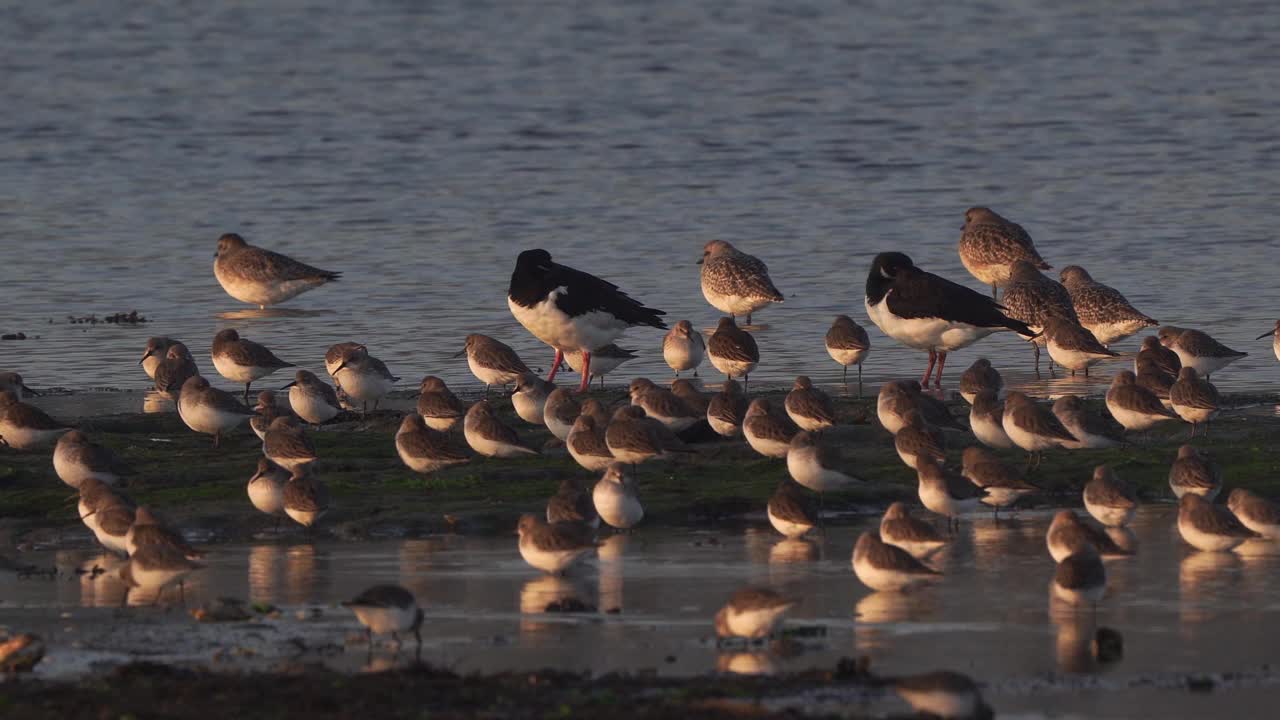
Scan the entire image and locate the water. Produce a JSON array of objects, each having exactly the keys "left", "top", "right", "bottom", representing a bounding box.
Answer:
[{"left": 3, "top": 0, "right": 1280, "bottom": 399}]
